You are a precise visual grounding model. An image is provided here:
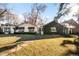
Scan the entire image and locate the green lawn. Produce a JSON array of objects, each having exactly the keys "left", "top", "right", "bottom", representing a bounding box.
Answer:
[{"left": 8, "top": 37, "right": 76, "bottom": 56}]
